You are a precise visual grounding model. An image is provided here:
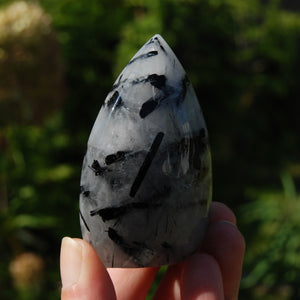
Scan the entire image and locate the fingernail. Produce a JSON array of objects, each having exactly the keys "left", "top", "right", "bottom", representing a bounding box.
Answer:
[{"left": 60, "top": 237, "right": 82, "bottom": 289}]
